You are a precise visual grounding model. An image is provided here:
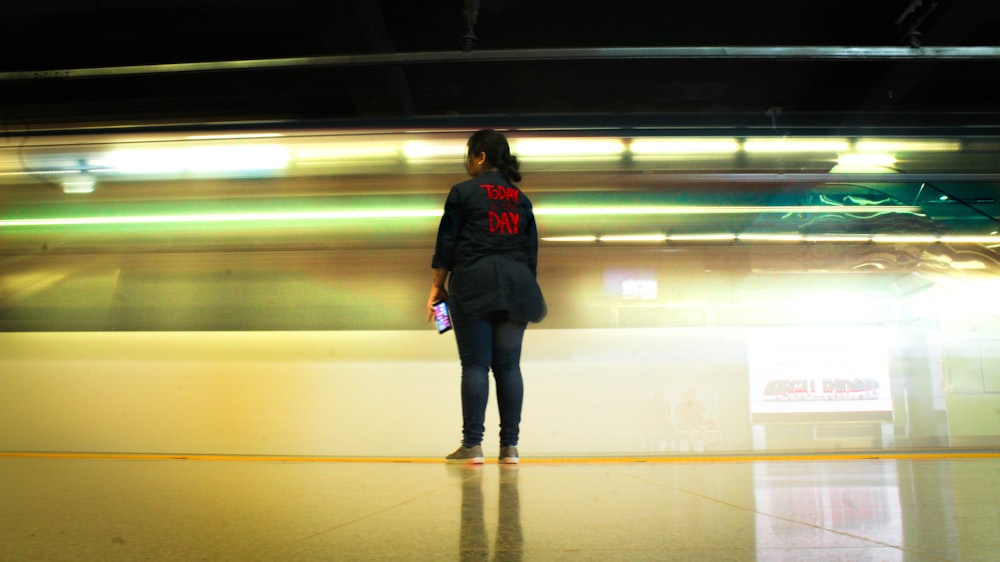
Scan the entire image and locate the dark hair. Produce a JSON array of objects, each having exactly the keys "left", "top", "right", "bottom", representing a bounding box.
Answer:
[{"left": 467, "top": 129, "right": 521, "bottom": 183}]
